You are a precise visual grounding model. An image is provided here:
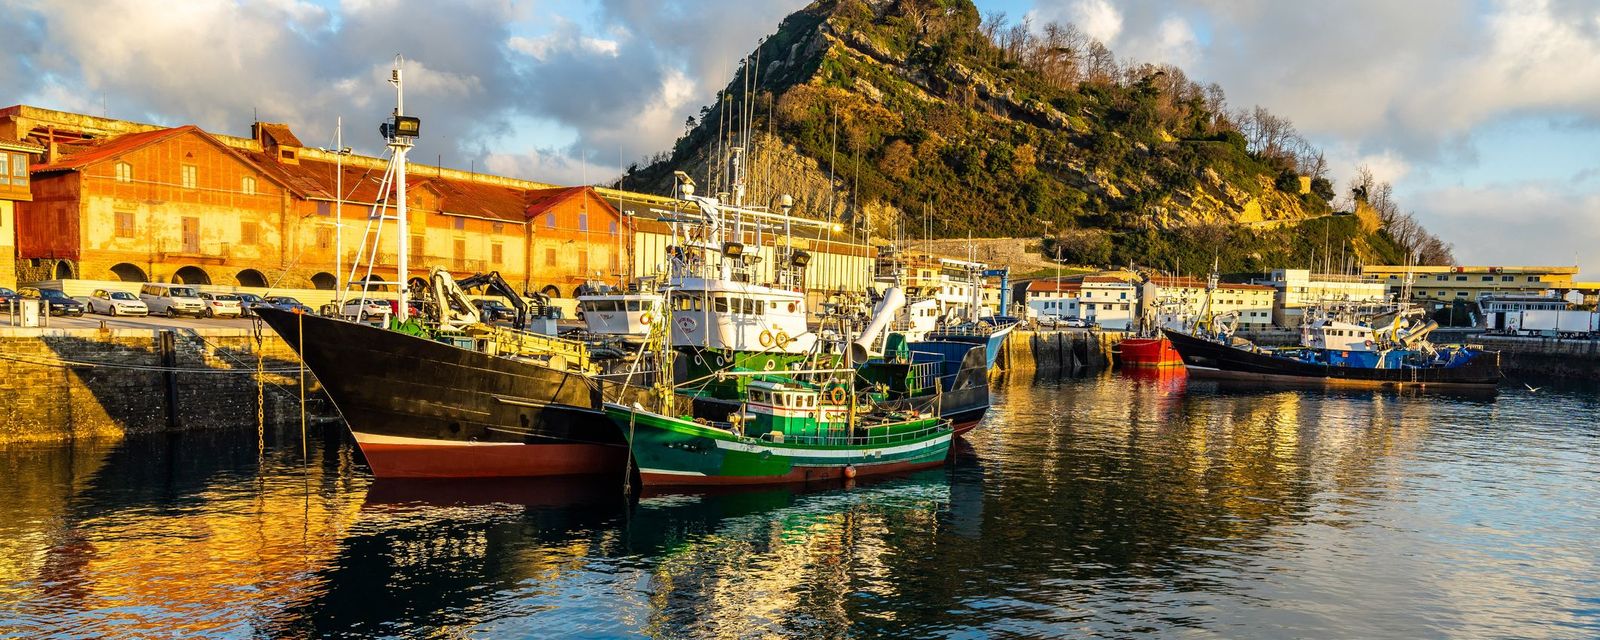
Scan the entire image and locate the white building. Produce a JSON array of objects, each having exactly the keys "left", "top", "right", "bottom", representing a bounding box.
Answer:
[
  {"left": 1257, "top": 269, "right": 1390, "bottom": 327},
  {"left": 1146, "top": 276, "right": 1276, "bottom": 331},
  {"left": 1024, "top": 275, "right": 1137, "bottom": 329}
]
